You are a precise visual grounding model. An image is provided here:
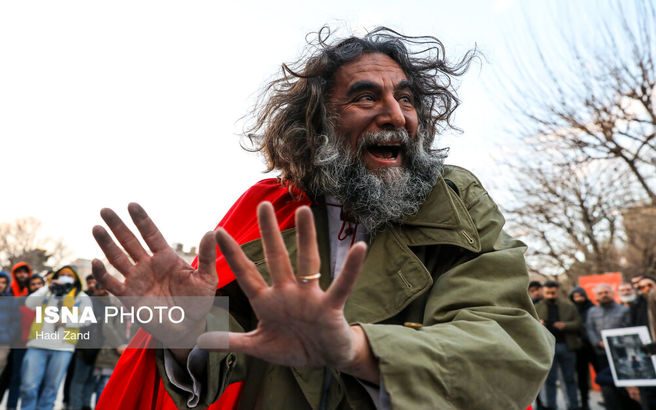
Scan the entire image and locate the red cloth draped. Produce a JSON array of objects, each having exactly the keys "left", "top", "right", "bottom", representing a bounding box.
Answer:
[{"left": 96, "top": 179, "right": 311, "bottom": 410}]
